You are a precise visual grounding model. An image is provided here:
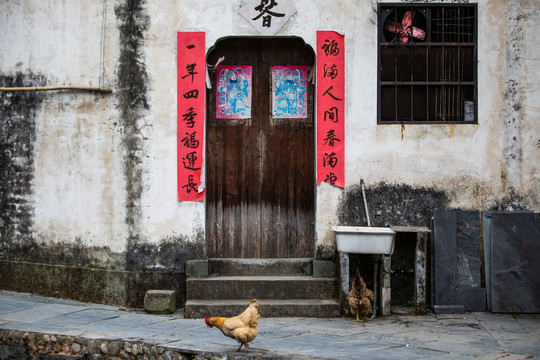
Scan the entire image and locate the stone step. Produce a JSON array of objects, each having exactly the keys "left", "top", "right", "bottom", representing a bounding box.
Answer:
[
  {"left": 187, "top": 276, "right": 336, "bottom": 300},
  {"left": 187, "top": 258, "right": 336, "bottom": 278},
  {"left": 184, "top": 298, "right": 340, "bottom": 318},
  {"left": 208, "top": 258, "right": 313, "bottom": 276}
]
